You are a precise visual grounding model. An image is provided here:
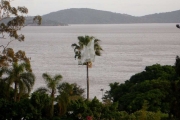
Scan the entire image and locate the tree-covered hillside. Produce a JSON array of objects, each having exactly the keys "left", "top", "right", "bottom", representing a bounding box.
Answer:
[{"left": 42, "top": 8, "right": 180, "bottom": 24}]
